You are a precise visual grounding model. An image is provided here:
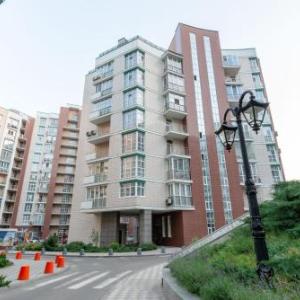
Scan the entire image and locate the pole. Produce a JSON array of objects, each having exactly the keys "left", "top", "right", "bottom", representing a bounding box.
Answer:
[{"left": 235, "top": 109, "right": 273, "bottom": 282}]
